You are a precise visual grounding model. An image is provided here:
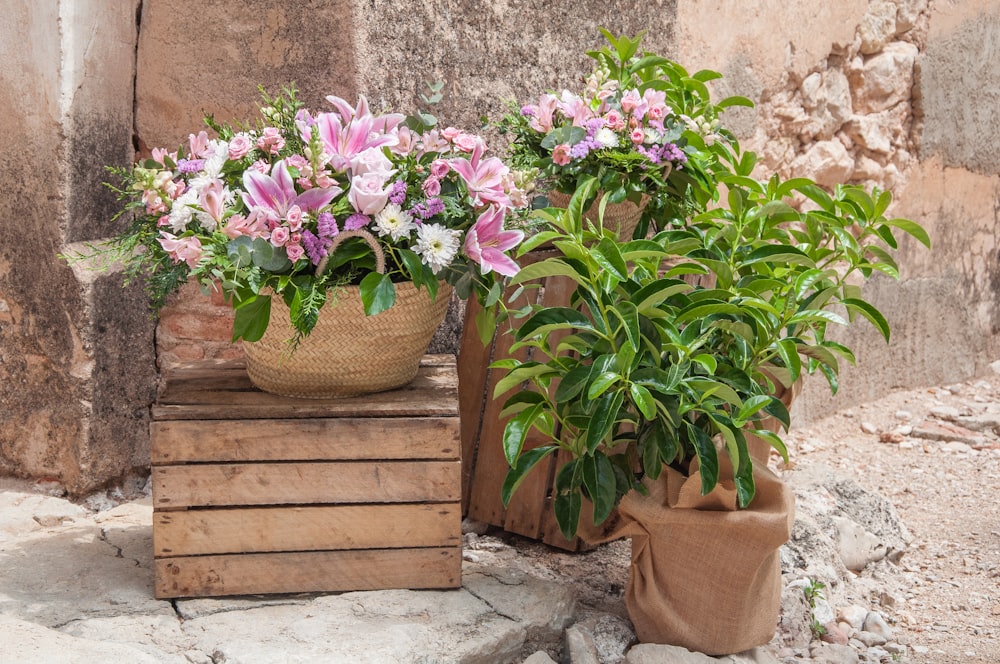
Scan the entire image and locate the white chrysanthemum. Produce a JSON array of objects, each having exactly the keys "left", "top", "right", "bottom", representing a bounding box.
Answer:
[
  {"left": 595, "top": 127, "right": 620, "bottom": 149},
  {"left": 168, "top": 189, "right": 198, "bottom": 231},
  {"left": 373, "top": 203, "right": 417, "bottom": 242},
  {"left": 412, "top": 223, "right": 461, "bottom": 274},
  {"left": 643, "top": 127, "right": 662, "bottom": 145}
]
